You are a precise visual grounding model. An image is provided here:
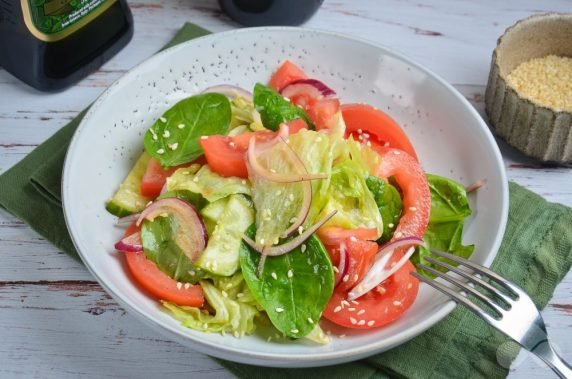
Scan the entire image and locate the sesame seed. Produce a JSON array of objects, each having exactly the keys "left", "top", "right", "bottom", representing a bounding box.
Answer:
[
  {"left": 339, "top": 334, "right": 346, "bottom": 338},
  {"left": 156, "top": 148, "right": 165, "bottom": 154},
  {"left": 271, "top": 272, "right": 277, "bottom": 280},
  {"left": 222, "top": 290, "right": 228, "bottom": 298},
  {"left": 357, "top": 309, "right": 365, "bottom": 315},
  {"left": 176, "top": 282, "right": 182, "bottom": 290},
  {"left": 316, "top": 136, "right": 322, "bottom": 142},
  {"left": 298, "top": 226, "right": 304, "bottom": 235},
  {"left": 153, "top": 135, "right": 158, "bottom": 141},
  {"left": 163, "top": 130, "right": 170, "bottom": 138},
  {"left": 388, "top": 223, "right": 394, "bottom": 228},
  {"left": 276, "top": 190, "right": 282, "bottom": 196},
  {"left": 349, "top": 236, "right": 357, "bottom": 242},
  {"left": 275, "top": 307, "right": 284, "bottom": 313},
  {"left": 377, "top": 286, "right": 386, "bottom": 294},
  {"left": 342, "top": 274, "right": 349, "bottom": 282},
  {"left": 184, "top": 283, "right": 191, "bottom": 289},
  {"left": 357, "top": 320, "right": 366, "bottom": 326},
  {"left": 350, "top": 317, "right": 357, "bottom": 325},
  {"left": 366, "top": 141, "right": 372, "bottom": 147},
  {"left": 409, "top": 206, "right": 417, "bottom": 212},
  {"left": 407, "top": 283, "right": 413, "bottom": 289},
  {"left": 233, "top": 331, "right": 240, "bottom": 338},
  {"left": 393, "top": 300, "right": 402, "bottom": 306},
  {"left": 307, "top": 317, "right": 314, "bottom": 324},
  {"left": 168, "top": 142, "right": 179, "bottom": 150},
  {"left": 229, "top": 141, "right": 236, "bottom": 148},
  {"left": 357, "top": 129, "right": 363, "bottom": 133},
  {"left": 177, "top": 123, "right": 185, "bottom": 129},
  {"left": 188, "top": 270, "right": 195, "bottom": 276},
  {"left": 270, "top": 168, "right": 277, "bottom": 173},
  {"left": 353, "top": 274, "right": 358, "bottom": 281},
  {"left": 200, "top": 136, "right": 208, "bottom": 140},
  {"left": 203, "top": 323, "right": 208, "bottom": 329},
  {"left": 394, "top": 151, "right": 401, "bottom": 155},
  {"left": 333, "top": 266, "right": 339, "bottom": 273},
  {"left": 260, "top": 239, "right": 265, "bottom": 245},
  {"left": 348, "top": 307, "right": 355, "bottom": 312},
  {"left": 384, "top": 142, "right": 390, "bottom": 147},
  {"left": 289, "top": 217, "right": 297, "bottom": 223},
  {"left": 287, "top": 269, "right": 293, "bottom": 278},
  {"left": 288, "top": 193, "right": 294, "bottom": 201},
  {"left": 301, "top": 244, "right": 307, "bottom": 253},
  {"left": 367, "top": 320, "right": 375, "bottom": 326},
  {"left": 193, "top": 176, "right": 199, "bottom": 182},
  {"left": 334, "top": 306, "right": 342, "bottom": 313},
  {"left": 351, "top": 300, "right": 359, "bottom": 305},
  {"left": 341, "top": 300, "right": 350, "bottom": 307},
  {"left": 291, "top": 329, "right": 299, "bottom": 334},
  {"left": 159, "top": 117, "right": 167, "bottom": 122},
  {"left": 394, "top": 231, "right": 403, "bottom": 238}
]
